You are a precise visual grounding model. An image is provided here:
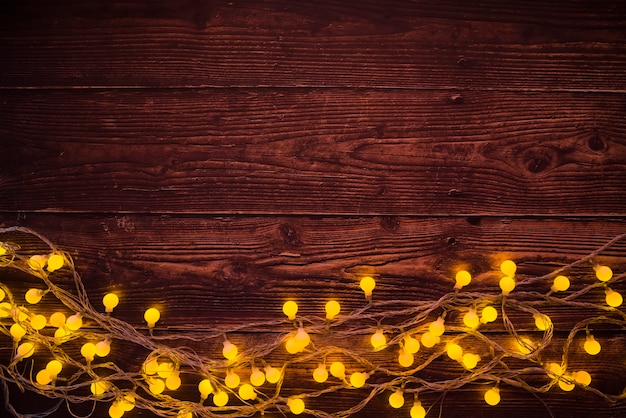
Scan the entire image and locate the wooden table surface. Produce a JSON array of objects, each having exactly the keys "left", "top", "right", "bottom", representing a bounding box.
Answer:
[{"left": 1, "top": 1, "right": 625, "bottom": 417}]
